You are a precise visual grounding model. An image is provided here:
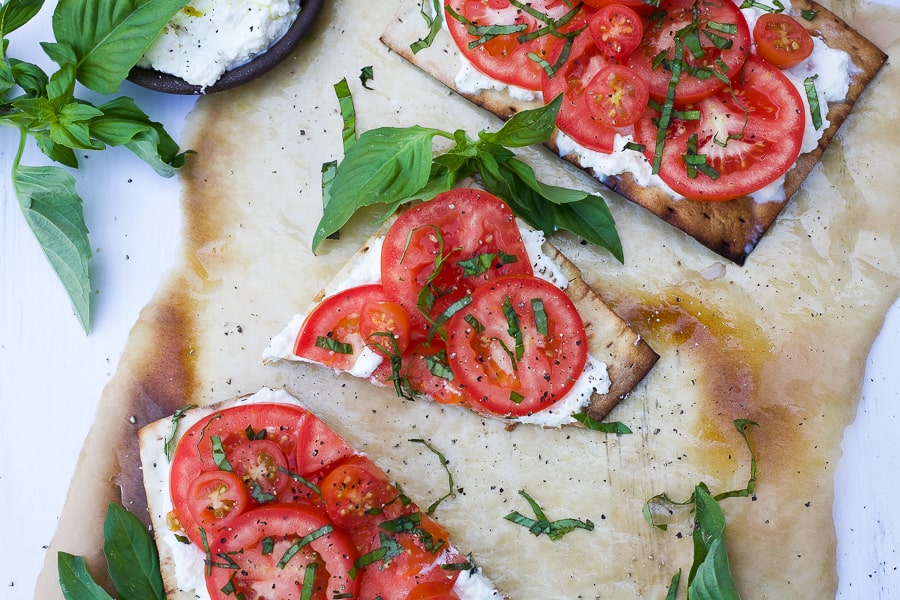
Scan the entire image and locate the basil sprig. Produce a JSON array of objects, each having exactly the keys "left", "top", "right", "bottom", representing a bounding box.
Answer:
[
  {"left": 58, "top": 503, "right": 165, "bottom": 600},
  {"left": 504, "top": 489, "right": 595, "bottom": 541},
  {"left": 313, "top": 92, "right": 623, "bottom": 262},
  {"left": 646, "top": 419, "right": 759, "bottom": 599},
  {"left": 3, "top": 0, "right": 191, "bottom": 333}
]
